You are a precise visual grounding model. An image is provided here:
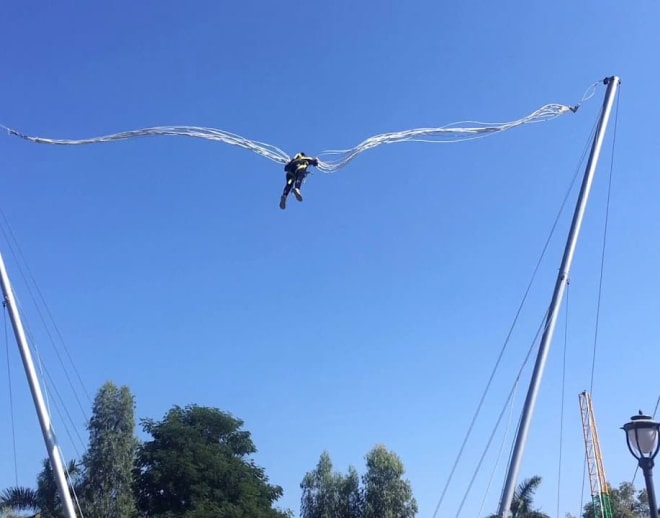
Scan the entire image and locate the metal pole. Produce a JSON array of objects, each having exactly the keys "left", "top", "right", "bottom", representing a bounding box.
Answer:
[
  {"left": 641, "top": 459, "right": 659, "bottom": 518},
  {"left": 0, "top": 250, "right": 78, "bottom": 518},
  {"left": 497, "top": 76, "right": 620, "bottom": 518}
]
